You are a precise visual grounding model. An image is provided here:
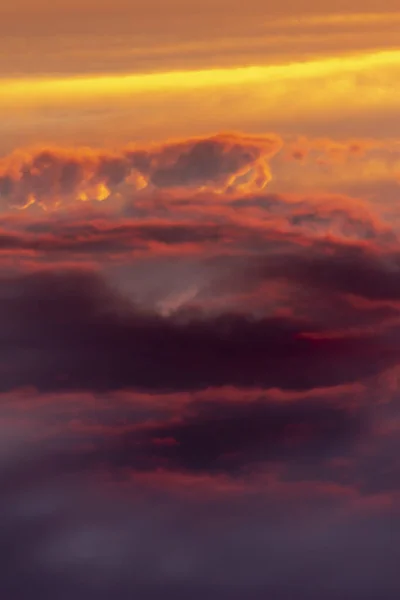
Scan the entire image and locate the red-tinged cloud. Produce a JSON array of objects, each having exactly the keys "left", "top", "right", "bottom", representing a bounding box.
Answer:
[
  {"left": 0, "top": 197, "right": 399, "bottom": 335},
  {"left": 1, "top": 266, "right": 399, "bottom": 394},
  {"left": 0, "top": 384, "right": 366, "bottom": 479},
  {"left": 0, "top": 383, "right": 398, "bottom": 600},
  {"left": 0, "top": 220, "right": 229, "bottom": 255},
  {"left": 242, "top": 241, "right": 400, "bottom": 303},
  {"left": 108, "top": 395, "right": 363, "bottom": 475},
  {"left": 0, "top": 186, "right": 392, "bottom": 267},
  {"left": 0, "top": 443, "right": 397, "bottom": 600},
  {"left": 0, "top": 133, "right": 282, "bottom": 210},
  {"left": 225, "top": 192, "right": 392, "bottom": 242}
]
